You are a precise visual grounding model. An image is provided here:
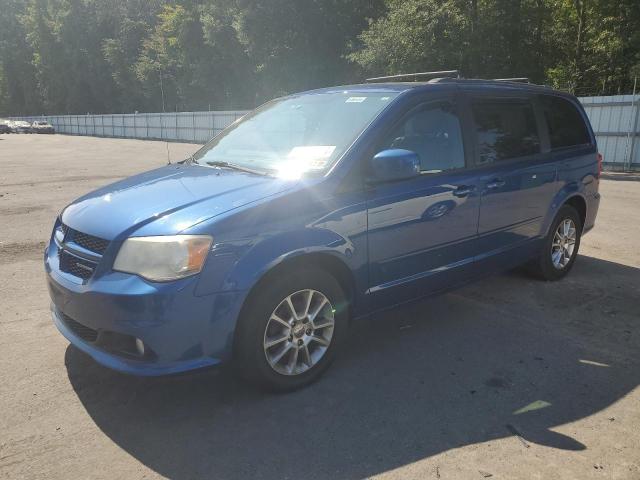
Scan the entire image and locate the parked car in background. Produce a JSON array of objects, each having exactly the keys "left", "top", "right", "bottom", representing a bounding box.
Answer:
[
  {"left": 10, "top": 120, "right": 34, "bottom": 133},
  {"left": 45, "top": 74, "right": 601, "bottom": 391},
  {"left": 0, "top": 120, "right": 11, "bottom": 134},
  {"left": 32, "top": 120, "right": 55, "bottom": 134}
]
